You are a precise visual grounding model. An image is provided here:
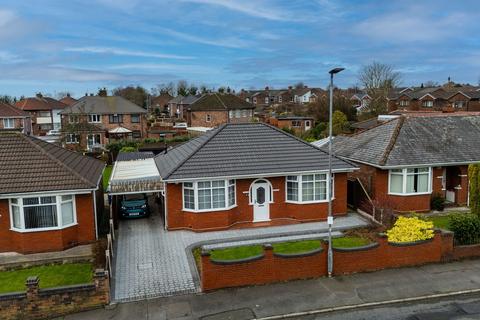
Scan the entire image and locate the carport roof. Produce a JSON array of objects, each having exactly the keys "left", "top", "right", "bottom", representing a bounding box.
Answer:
[{"left": 108, "top": 157, "right": 163, "bottom": 194}]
